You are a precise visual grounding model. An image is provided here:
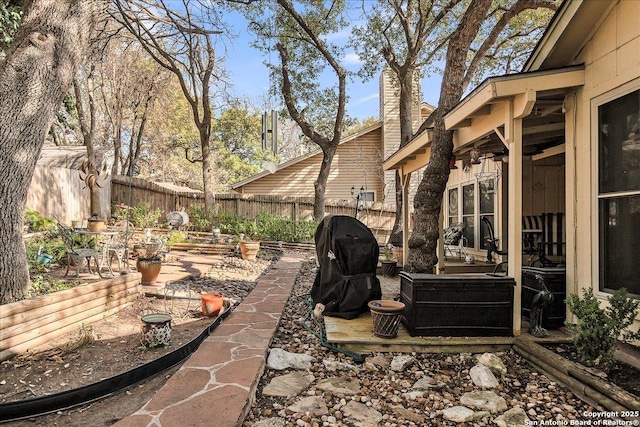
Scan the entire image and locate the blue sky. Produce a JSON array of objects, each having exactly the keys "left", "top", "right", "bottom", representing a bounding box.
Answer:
[{"left": 220, "top": 10, "right": 443, "bottom": 121}]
